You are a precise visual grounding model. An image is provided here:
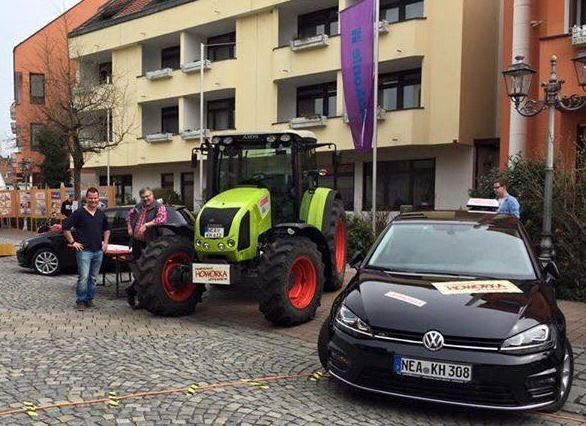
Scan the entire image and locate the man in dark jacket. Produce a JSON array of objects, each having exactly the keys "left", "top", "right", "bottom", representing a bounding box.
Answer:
[
  {"left": 125, "top": 187, "right": 167, "bottom": 307},
  {"left": 60, "top": 194, "right": 74, "bottom": 217}
]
